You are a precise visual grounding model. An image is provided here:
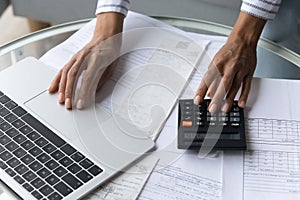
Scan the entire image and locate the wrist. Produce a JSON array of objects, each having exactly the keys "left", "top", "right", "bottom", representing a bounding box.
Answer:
[
  {"left": 229, "top": 12, "right": 266, "bottom": 48},
  {"left": 92, "top": 12, "right": 125, "bottom": 42}
]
